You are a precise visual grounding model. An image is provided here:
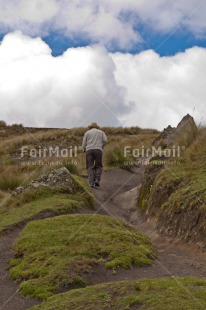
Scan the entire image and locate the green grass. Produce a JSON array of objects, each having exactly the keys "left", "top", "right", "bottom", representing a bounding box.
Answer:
[
  {"left": 0, "top": 193, "right": 93, "bottom": 234},
  {"left": 0, "top": 173, "right": 26, "bottom": 191},
  {"left": 105, "top": 146, "right": 134, "bottom": 170},
  {"left": 0, "top": 175, "right": 94, "bottom": 234},
  {"left": 62, "top": 161, "right": 79, "bottom": 175},
  {"left": 140, "top": 126, "right": 206, "bottom": 213},
  {"left": 152, "top": 161, "right": 206, "bottom": 211},
  {"left": 156, "top": 127, "right": 206, "bottom": 211},
  {"left": 138, "top": 128, "right": 206, "bottom": 244},
  {"left": 30, "top": 277, "right": 206, "bottom": 310},
  {"left": 139, "top": 158, "right": 206, "bottom": 218},
  {"left": 10, "top": 214, "right": 155, "bottom": 299}
]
